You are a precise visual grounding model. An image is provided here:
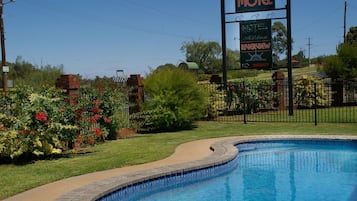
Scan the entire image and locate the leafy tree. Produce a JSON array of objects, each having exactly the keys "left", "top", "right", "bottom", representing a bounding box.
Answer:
[
  {"left": 346, "top": 26, "right": 357, "bottom": 45},
  {"left": 153, "top": 63, "right": 177, "bottom": 73},
  {"left": 323, "top": 44, "right": 357, "bottom": 80},
  {"left": 181, "top": 40, "right": 221, "bottom": 73},
  {"left": 292, "top": 50, "right": 309, "bottom": 67},
  {"left": 227, "top": 49, "right": 241, "bottom": 70},
  {"left": 5, "top": 56, "right": 64, "bottom": 89},
  {"left": 181, "top": 40, "right": 240, "bottom": 73},
  {"left": 272, "top": 22, "right": 290, "bottom": 64}
]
